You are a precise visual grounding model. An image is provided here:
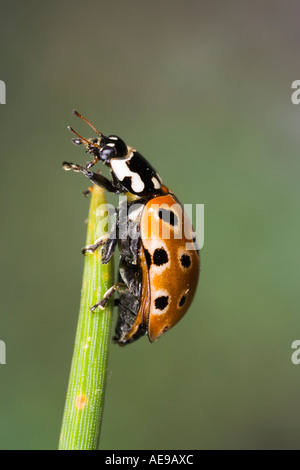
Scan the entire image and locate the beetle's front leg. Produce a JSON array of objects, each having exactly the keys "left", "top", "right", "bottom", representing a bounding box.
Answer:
[
  {"left": 62, "top": 161, "right": 121, "bottom": 194},
  {"left": 85, "top": 154, "right": 99, "bottom": 170}
]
